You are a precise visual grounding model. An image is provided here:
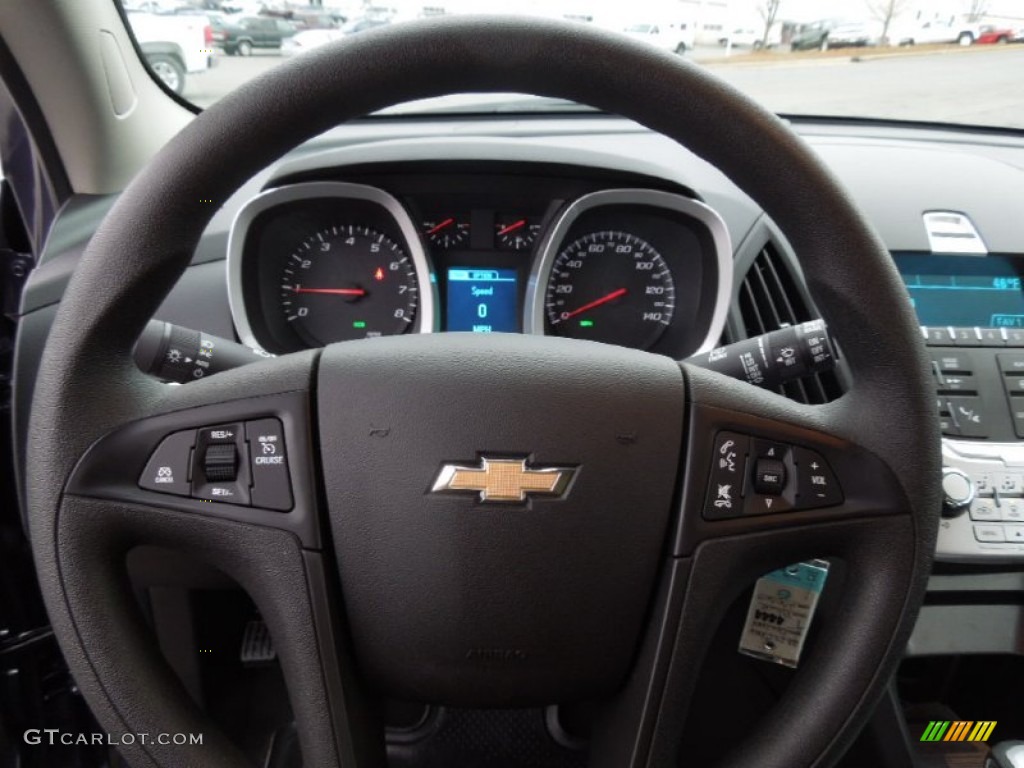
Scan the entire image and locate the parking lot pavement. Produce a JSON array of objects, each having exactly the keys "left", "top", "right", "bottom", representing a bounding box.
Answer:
[
  {"left": 706, "top": 47, "right": 1024, "bottom": 128},
  {"left": 184, "top": 51, "right": 281, "bottom": 108},
  {"left": 183, "top": 46, "right": 1024, "bottom": 129}
]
